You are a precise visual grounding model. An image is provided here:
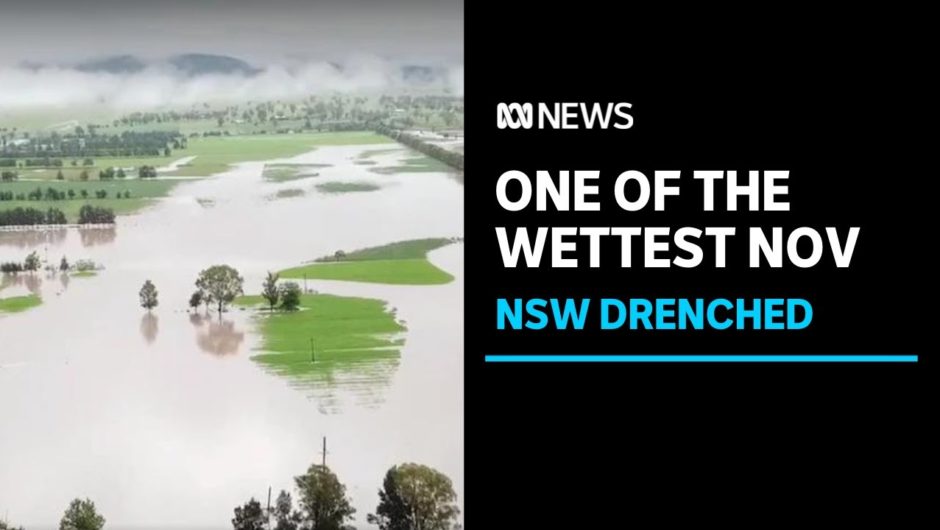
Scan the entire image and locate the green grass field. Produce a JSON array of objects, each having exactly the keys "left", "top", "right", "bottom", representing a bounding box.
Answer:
[
  {"left": 262, "top": 163, "right": 329, "bottom": 182},
  {"left": 280, "top": 238, "right": 456, "bottom": 285},
  {"left": 358, "top": 147, "right": 403, "bottom": 159},
  {"left": 71, "top": 271, "right": 97, "bottom": 278},
  {"left": 1, "top": 131, "right": 395, "bottom": 219},
  {"left": 369, "top": 155, "right": 451, "bottom": 175},
  {"left": 0, "top": 294, "right": 42, "bottom": 313},
  {"left": 273, "top": 188, "right": 305, "bottom": 199},
  {"left": 0, "top": 179, "right": 177, "bottom": 219},
  {"left": 315, "top": 181, "right": 381, "bottom": 194},
  {"left": 7, "top": 131, "right": 392, "bottom": 181},
  {"left": 236, "top": 293, "right": 404, "bottom": 380},
  {"left": 162, "top": 132, "right": 392, "bottom": 177}
]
